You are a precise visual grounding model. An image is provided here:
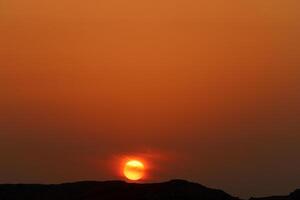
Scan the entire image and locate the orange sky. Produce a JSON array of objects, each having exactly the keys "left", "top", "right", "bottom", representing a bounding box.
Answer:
[{"left": 0, "top": 0, "right": 300, "bottom": 198}]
